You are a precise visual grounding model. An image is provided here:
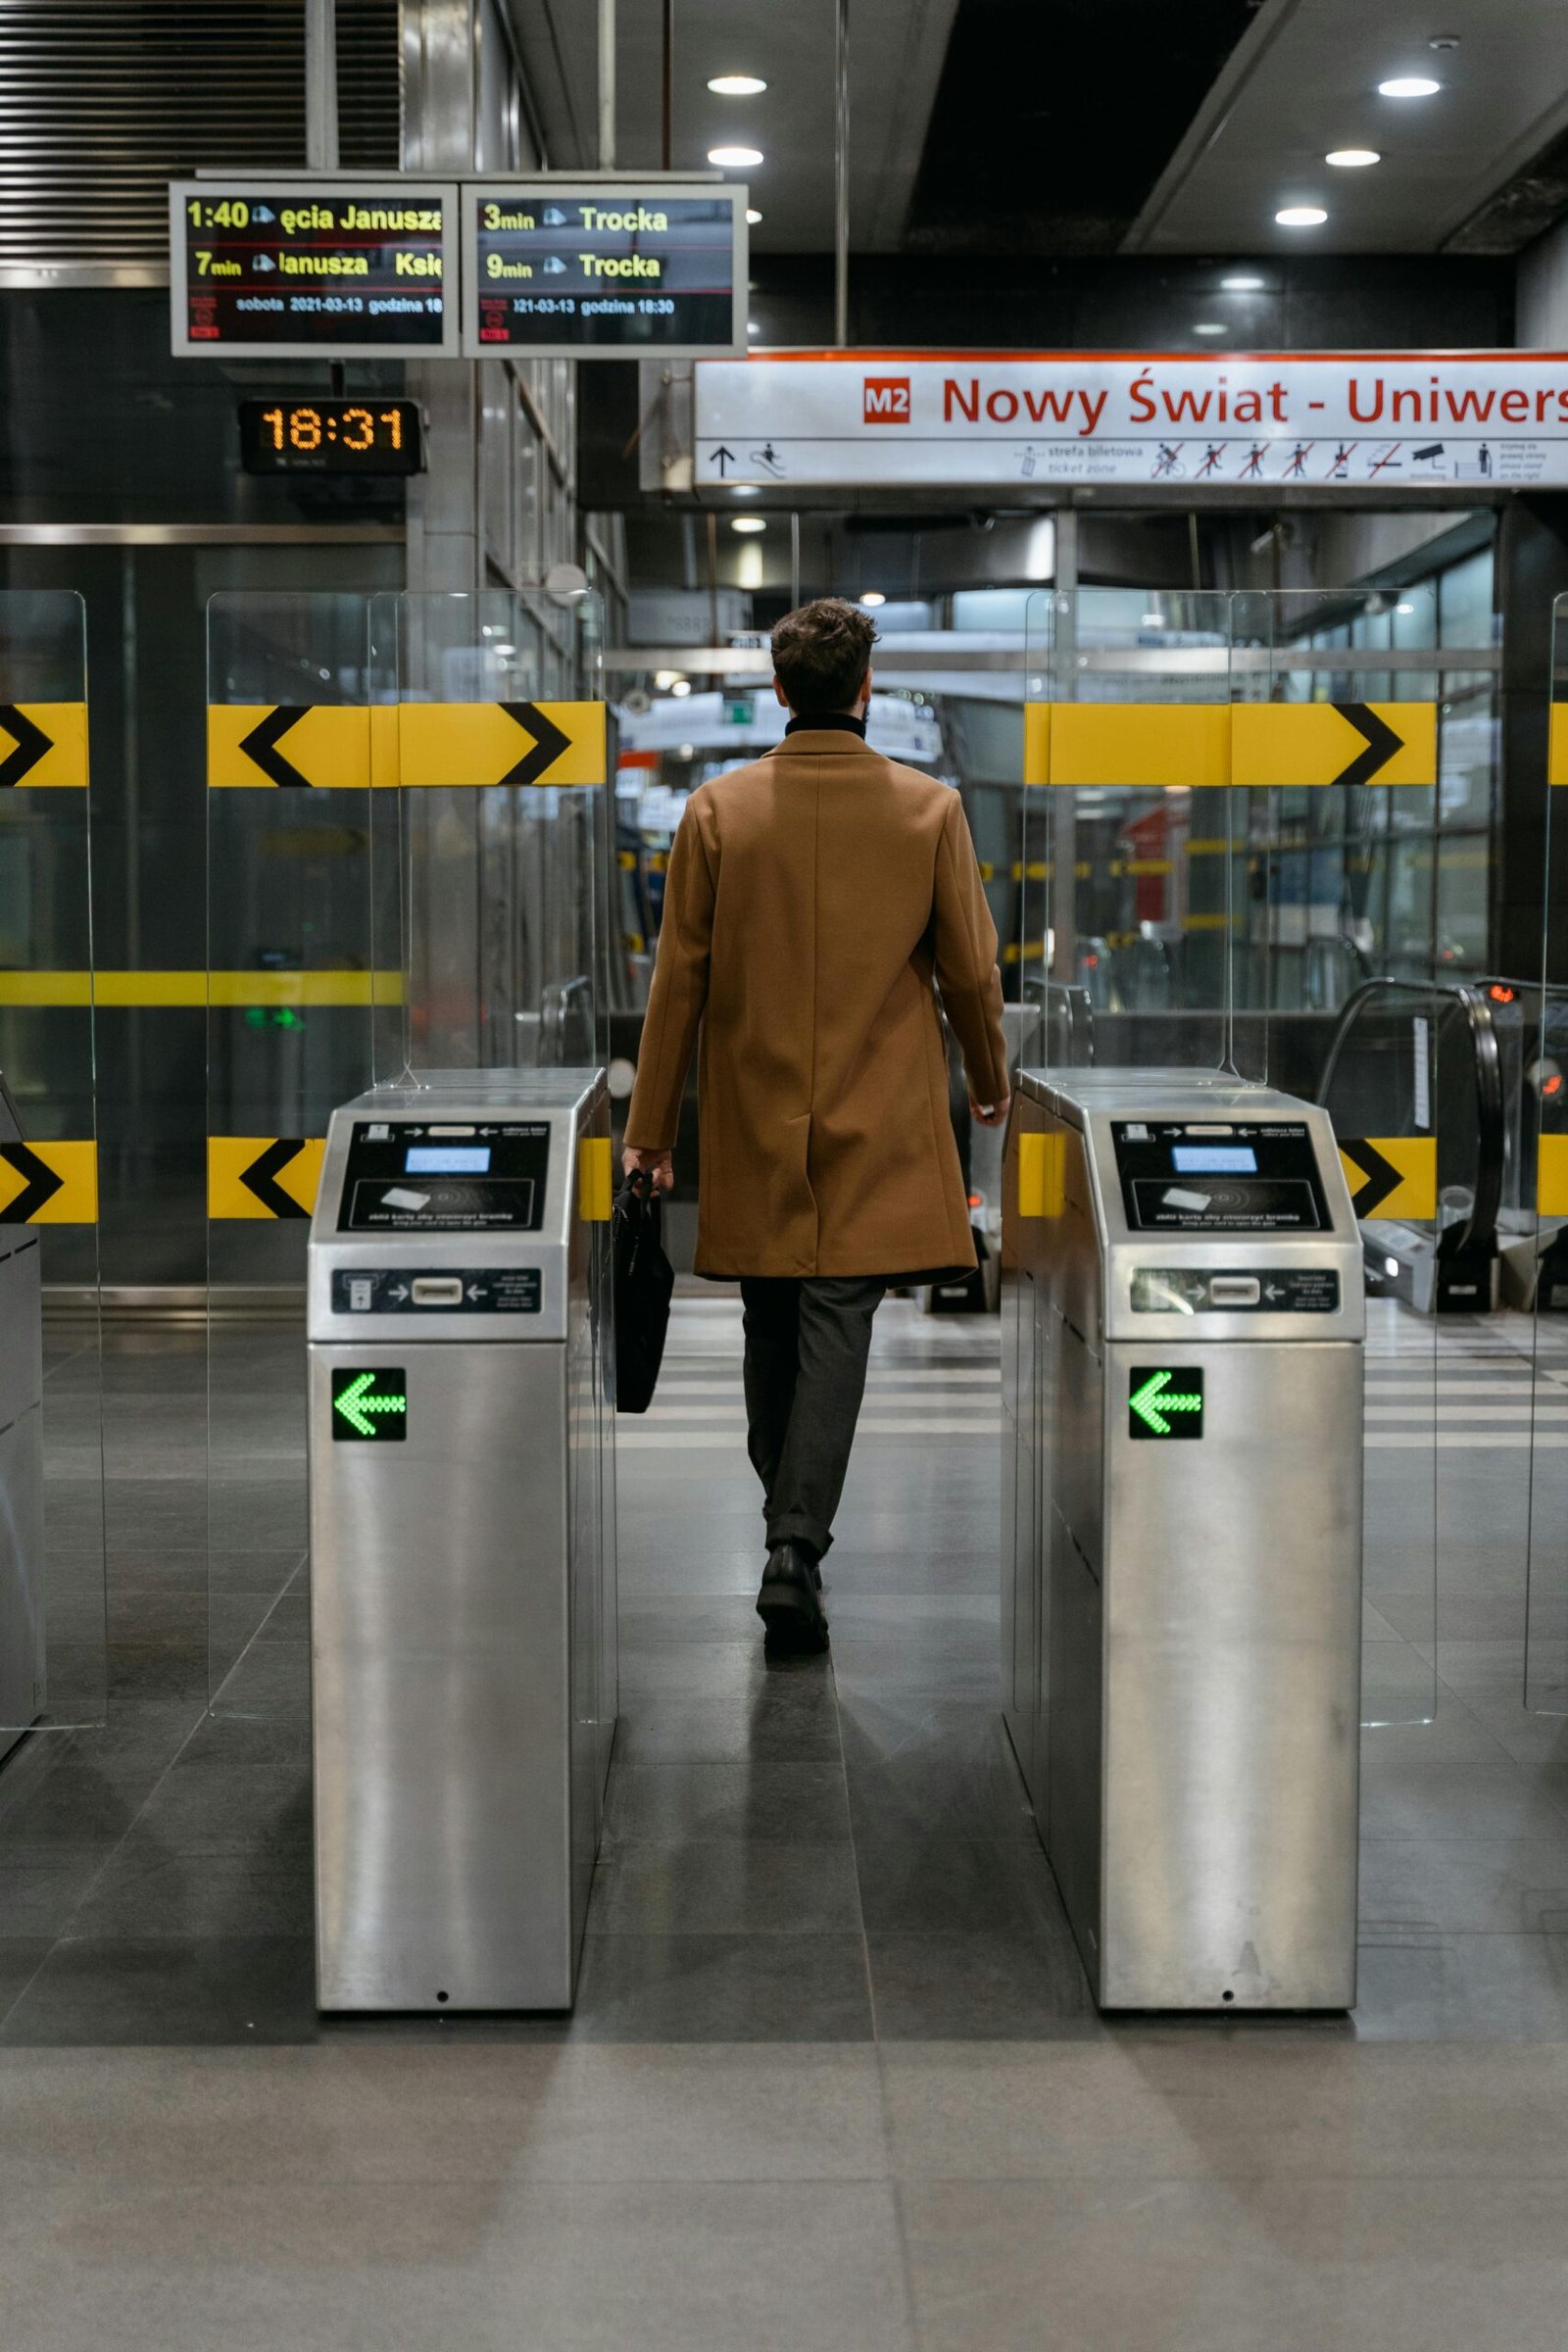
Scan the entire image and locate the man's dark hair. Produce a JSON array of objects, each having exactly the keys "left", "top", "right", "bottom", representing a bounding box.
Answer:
[{"left": 770, "top": 598, "right": 877, "bottom": 712}]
